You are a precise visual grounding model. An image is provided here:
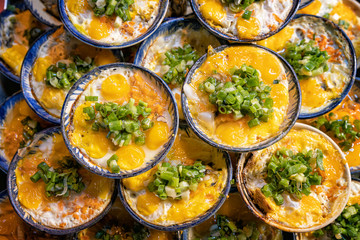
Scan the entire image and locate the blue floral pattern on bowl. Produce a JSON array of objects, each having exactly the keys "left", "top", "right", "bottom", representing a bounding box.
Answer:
[{"left": 24, "top": 0, "right": 62, "bottom": 27}]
